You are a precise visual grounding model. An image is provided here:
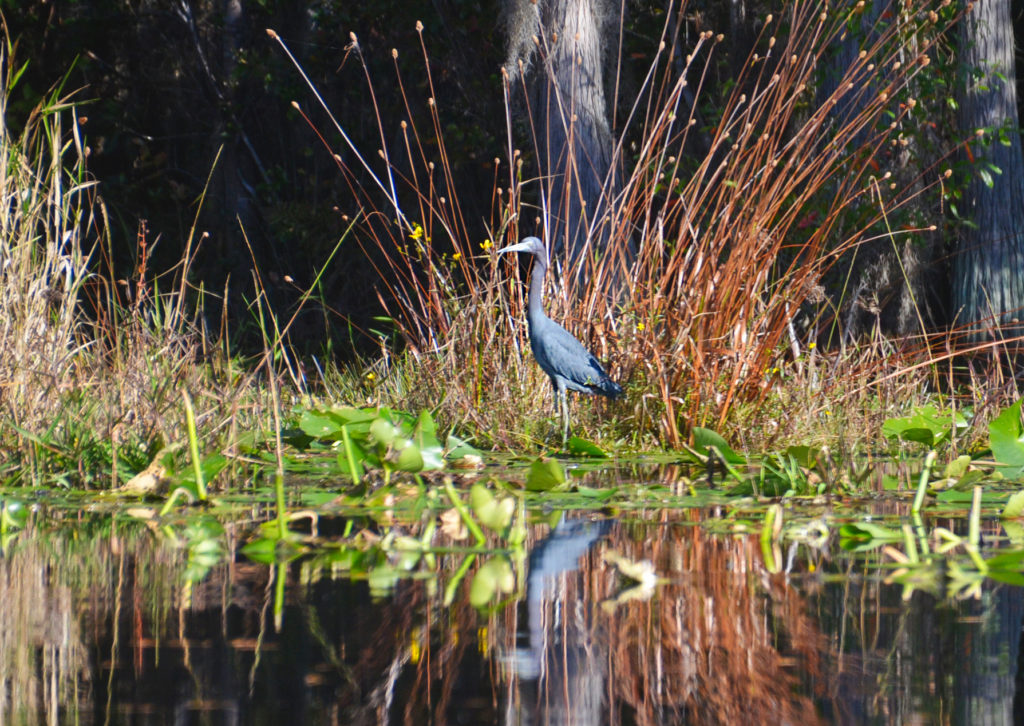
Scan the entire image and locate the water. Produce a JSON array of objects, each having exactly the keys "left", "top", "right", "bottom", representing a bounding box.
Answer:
[{"left": 3, "top": 475, "right": 1024, "bottom": 725}]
